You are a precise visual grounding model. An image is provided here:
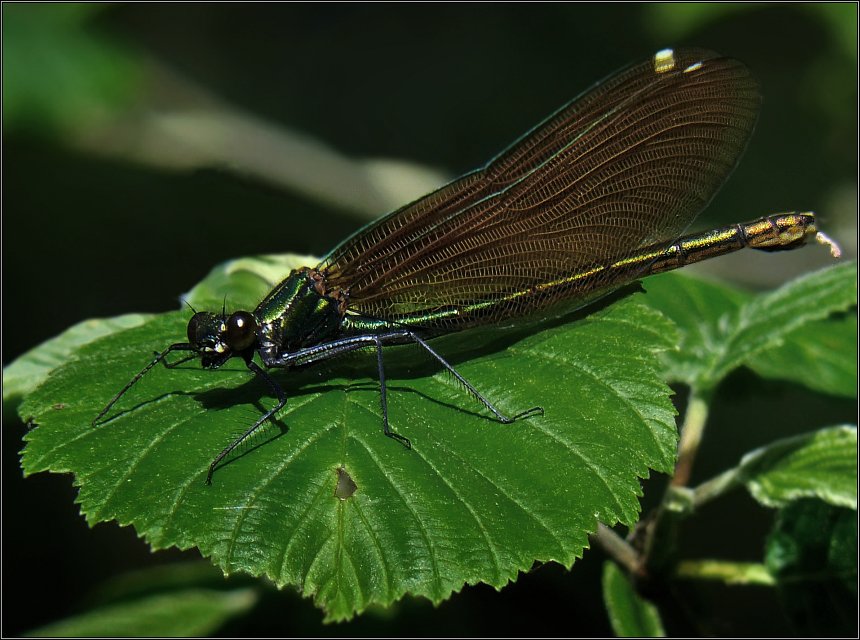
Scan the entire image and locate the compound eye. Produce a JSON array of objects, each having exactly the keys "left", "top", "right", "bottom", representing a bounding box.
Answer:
[
  {"left": 187, "top": 311, "right": 218, "bottom": 345},
  {"left": 226, "top": 311, "right": 257, "bottom": 351}
]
